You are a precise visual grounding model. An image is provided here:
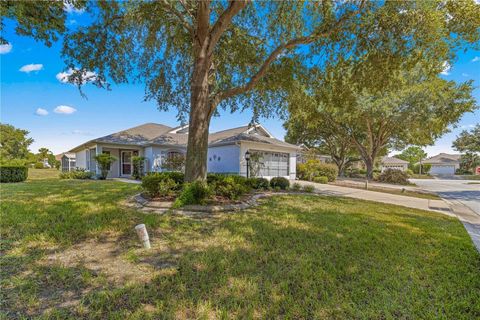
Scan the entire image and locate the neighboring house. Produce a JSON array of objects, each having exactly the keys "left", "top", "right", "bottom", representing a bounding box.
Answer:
[
  {"left": 56, "top": 153, "right": 76, "bottom": 172},
  {"left": 41, "top": 158, "right": 52, "bottom": 168},
  {"left": 68, "top": 123, "right": 299, "bottom": 179},
  {"left": 421, "top": 153, "right": 461, "bottom": 175},
  {"left": 297, "top": 145, "right": 331, "bottom": 164},
  {"left": 380, "top": 156, "right": 409, "bottom": 172}
]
